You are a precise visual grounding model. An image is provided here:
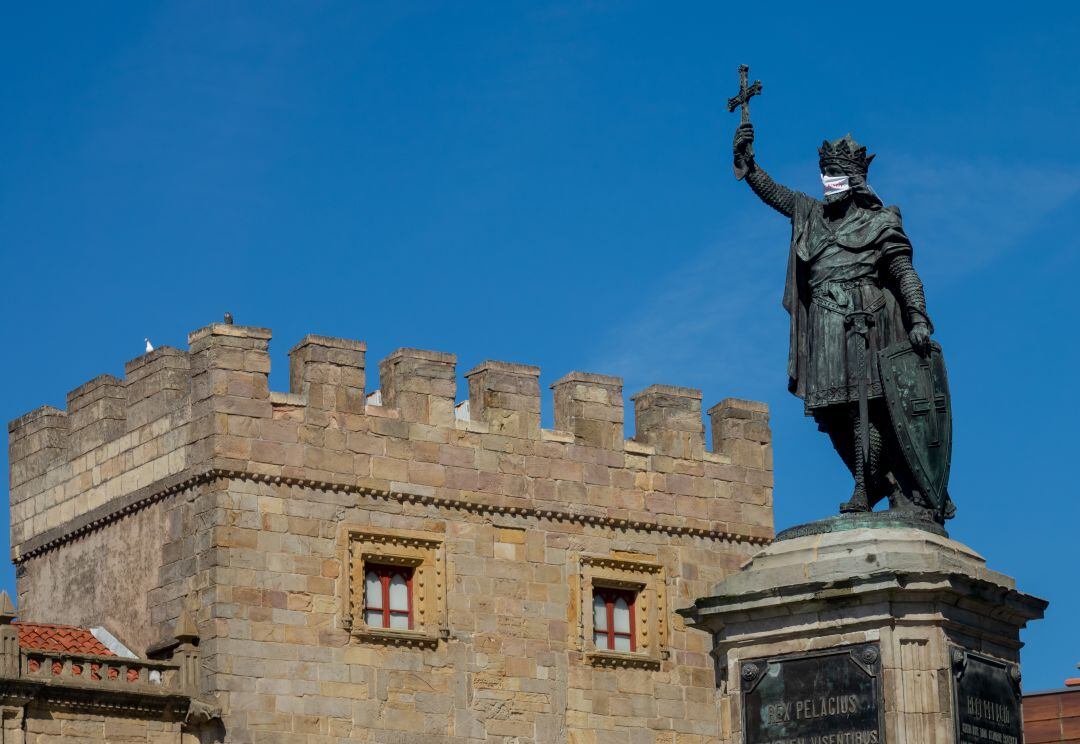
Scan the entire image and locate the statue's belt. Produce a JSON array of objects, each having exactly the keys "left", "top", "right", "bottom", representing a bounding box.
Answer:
[{"left": 811, "top": 279, "right": 885, "bottom": 316}]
